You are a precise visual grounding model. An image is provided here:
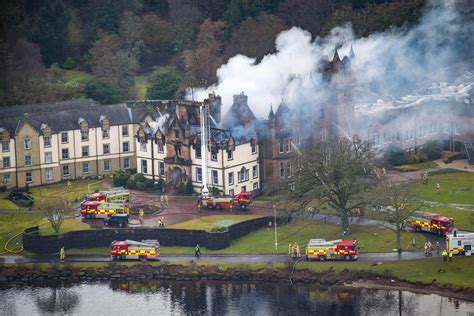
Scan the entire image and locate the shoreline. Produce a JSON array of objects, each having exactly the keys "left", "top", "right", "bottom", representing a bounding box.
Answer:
[{"left": 1, "top": 262, "right": 473, "bottom": 302}]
